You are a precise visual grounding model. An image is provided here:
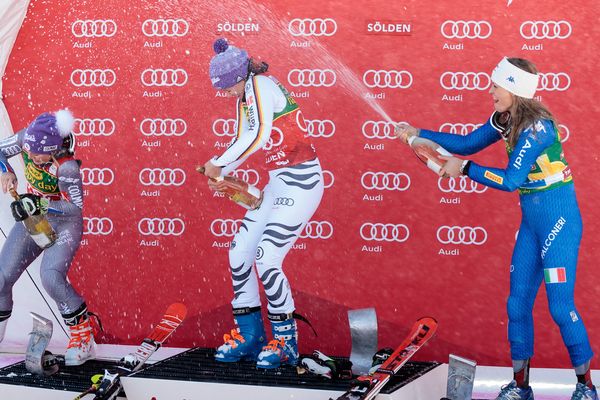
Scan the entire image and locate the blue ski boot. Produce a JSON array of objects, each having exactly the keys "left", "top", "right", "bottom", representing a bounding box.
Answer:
[
  {"left": 495, "top": 381, "right": 534, "bottom": 400},
  {"left": 256, "top": 313, "right": 298, "bottom": 369},
  {"left": 215, "top": 307, "right": 266, "bottom": 362},
  {"left": 571, "top": 383, "right": 599, "bottom": 400}
]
